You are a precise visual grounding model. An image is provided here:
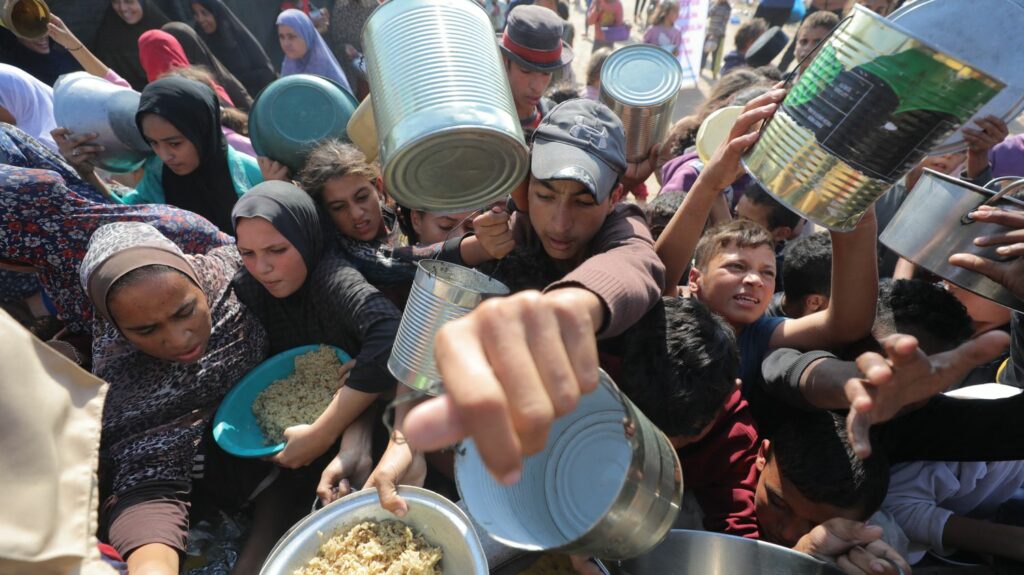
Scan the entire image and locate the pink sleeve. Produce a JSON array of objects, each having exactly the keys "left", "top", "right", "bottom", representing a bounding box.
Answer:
[
  {"left": 223, "top": 128, "right": 257, "bottom": 158},
  {"left": 103, "top": 69, "right": 132, "bottom": 89}
]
